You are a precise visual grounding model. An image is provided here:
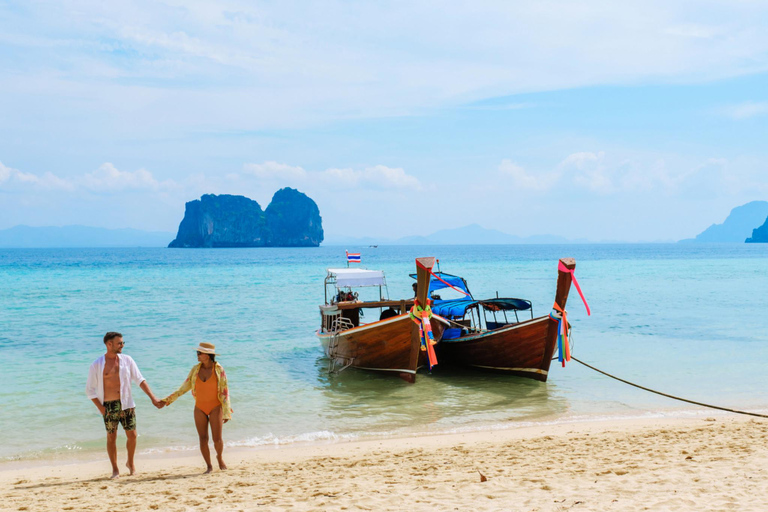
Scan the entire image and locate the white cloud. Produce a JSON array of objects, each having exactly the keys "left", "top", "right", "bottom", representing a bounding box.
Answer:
[
  {"left": 321, "top": 167, "right": 361, "bottom": 187},
  {"left": 0, "top": 161, "right": 75, "bottom": 191},
  {"left": 0, "top": 161, "right": 179, "bottom": 194},
  {"left": 560, "top": 152, "right": 615, "bottom": 194},
  {"left": 560, "top": 151, "right": 682, "bottom": 194},
  {"left": 319, "top": 165, "right": 421, "bottom": 190},
  {"left": 4, "top": 1, "right": 768, "bottom": 136},
  {"left": 243, "top": 161, "right": 307, "bottom": 181},
  {"left": 80, "top": 163, "right": 176, "bottom": 192},
  {"left": 498, "top": 159, "right": 559, "bottom": 191},
  {"left": 720, "top": 102, "right": 768, "bottom": 120},
  {"left": 362, "top": 165, "right": 421, "bottom": 189},
  {"left": 558, "top": 151, "right": 768, "bottom": 197},
  {"left": 242, "top": 162, "right": 422, "bottom": 190}
]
